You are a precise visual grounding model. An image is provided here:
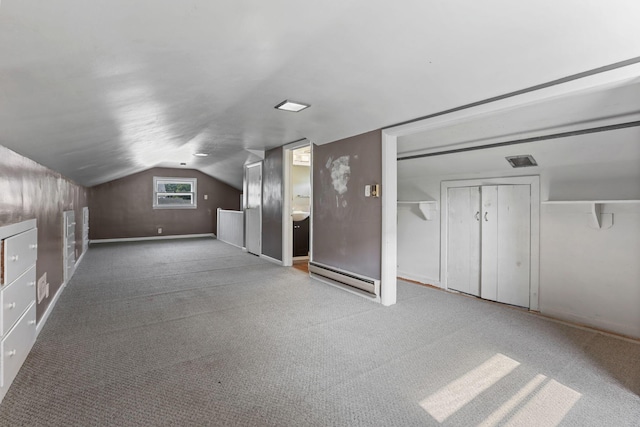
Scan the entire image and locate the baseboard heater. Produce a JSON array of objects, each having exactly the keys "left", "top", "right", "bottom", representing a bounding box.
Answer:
[{"left": 309, "top": 261, "right": 380, "bottom": 298}]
